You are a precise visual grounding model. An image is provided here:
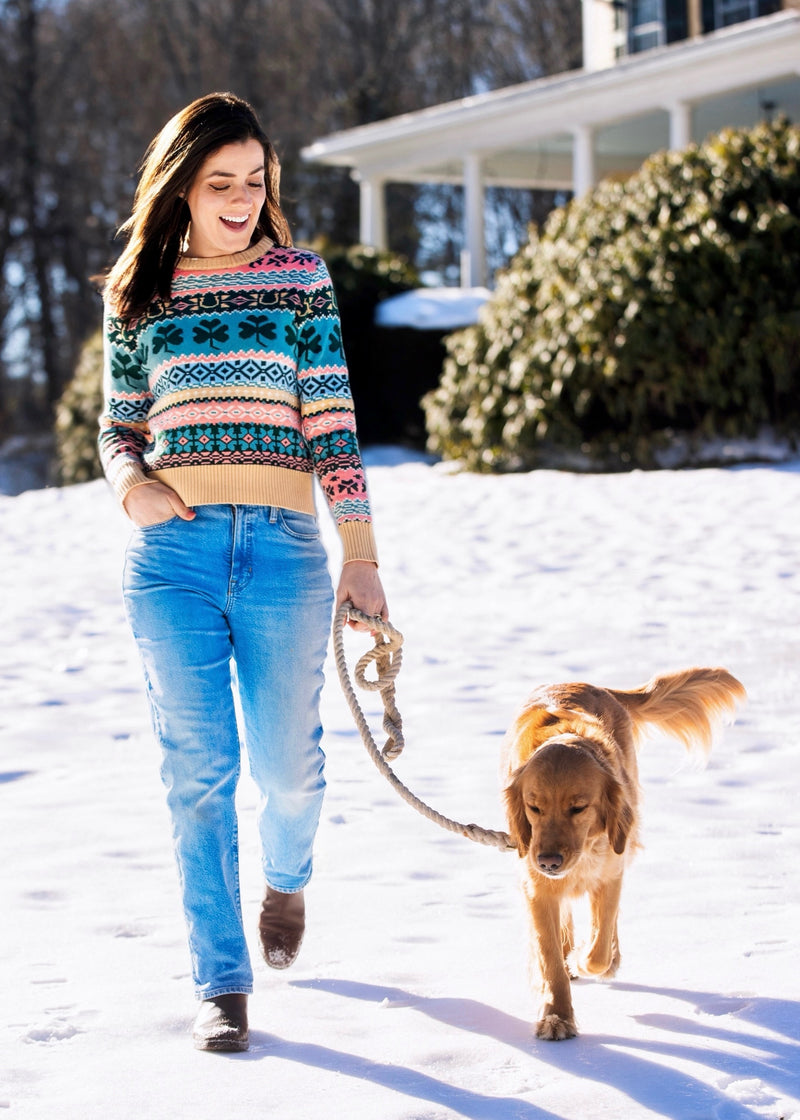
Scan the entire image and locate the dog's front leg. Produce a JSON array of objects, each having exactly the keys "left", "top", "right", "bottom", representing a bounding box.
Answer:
[
  {"left": 561, "top": 904, "right": 577, "bottom": 973},
  {"left": 528, "top": 892, "right": 577, "bottom": 1040},
  {"left": 576, "top": 872, "right": 623, "bottom": 979}
]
